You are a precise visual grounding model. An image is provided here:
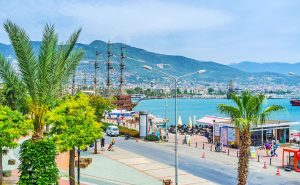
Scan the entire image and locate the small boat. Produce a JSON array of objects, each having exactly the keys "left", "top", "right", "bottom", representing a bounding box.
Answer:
[{"left": 290, "top": 99, "right": 300, "bottom": 106}]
